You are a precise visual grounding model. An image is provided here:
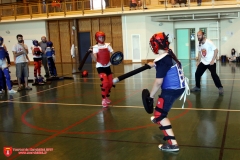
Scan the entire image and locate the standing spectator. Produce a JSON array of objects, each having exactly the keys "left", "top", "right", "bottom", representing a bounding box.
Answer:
[
  {"left": 191, "top": 31, "right": 223, "bottom": 95},
  {"left": 39, "top": 36, "right": 49, "bottom": 77},
  {"left": 51, "top": 0, "right": 61, "bottom": 12},
  {"left": 12, "top": 34, "right": 32, "bottom": 91},
  {"left": 130, "top": 0, "right": 137, "bottom": 10},
  {"left": 197, "top": 0, "right": 201, "bottom": 6},
  {"left": 42, "top": 0, "right": 46, "bottom": 13}
]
